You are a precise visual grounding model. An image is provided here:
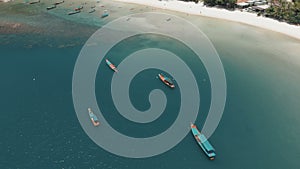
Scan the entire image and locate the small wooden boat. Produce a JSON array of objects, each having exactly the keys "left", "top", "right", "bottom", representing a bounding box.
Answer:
[
  {"left": 54, "top": 0, "right": 64, "bottom": 5},
  {"left": 101, "top": 9, "right": 109, "bottom": 18},
  {"left": 74, "top": 6, "right": 83, "bottom": 11},
  {"left": 106, "top": 59, "right": 118, "bottom": 72},
  {"left": 68, "top": 10, "right": 80, "bottom": 15},
  {"left": 158, "top": 73, "right": 175, "bottom": 88},
  {"left": 29, "top": 0, "right": 40, "bottom": 4},
  {"left": 88, "top": 108, "right": 100, "bottom": 127},
  {"left": 46, "top": 5, "right": 56, "bottom": 10},
  {"left": 88, "top": 9, "right": 96, "bottom": 13}
]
